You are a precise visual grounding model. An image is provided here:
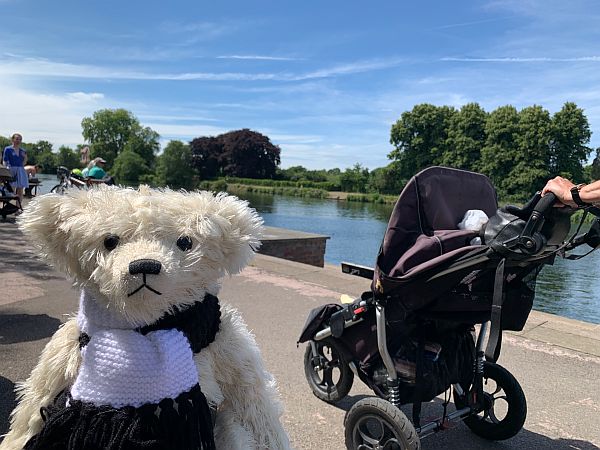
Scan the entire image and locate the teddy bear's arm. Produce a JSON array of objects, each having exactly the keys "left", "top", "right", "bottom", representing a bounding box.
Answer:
[
  {"left": 0, "top": 317, "right": 81, "bottom": 450},
  {"left": 207, "top": 304, "right": 291, "bottom": 450}
]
